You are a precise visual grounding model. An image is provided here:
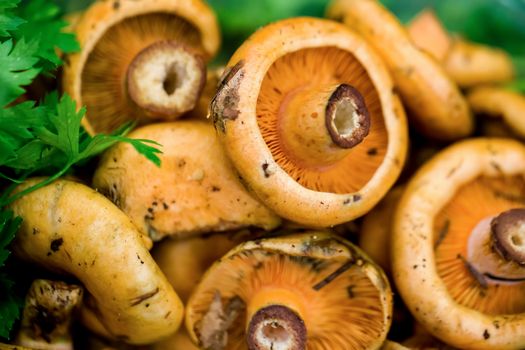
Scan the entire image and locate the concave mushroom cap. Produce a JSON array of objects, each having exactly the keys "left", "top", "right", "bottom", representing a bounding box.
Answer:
[
  {"left": 8, "top": 179, "right": 184, "bottom": 344},
  {"left": 63, "top": 0, "right": 220, "bottom": 134},
  {"left": 393, "top": 138, "right": 525, "bottom": 349},
  {"left": 407, "top": 9, "right": 515, "bottom": 88},
  {"left": 359, "top": 186, "right": 405, "bottom": 273},
  {"left": 93, "top": 121, "right": 281, "bottom": 241},
  {"left": 327, "top": 0, "right": 473, "bottom": 141},
  {"left": 211, "top": 17, "right": 407, "bottom": 227},
  {"left": 467, "top": 86, "right": 525, "bottom": 139},
  {"left": 186, "top": 232, "right": 392, "bottom": 350}
]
